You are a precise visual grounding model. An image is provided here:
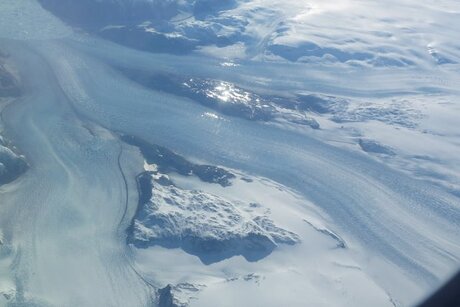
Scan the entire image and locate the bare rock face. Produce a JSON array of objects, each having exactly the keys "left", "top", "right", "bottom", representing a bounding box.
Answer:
[
  {"left": 157, "top": 283, "right": 205, "bottom": 307},
  {"left": 0, "top": 140, "right": 27, "bottom": 186},
  {"left": 128, "top": 170, "right": 300, "bottom": 264},
  {"left": 123, "top": 135, "right": 300, "bottom": 263},
  {"left": 158, "top": 285, "right": 178, "bottom": 307},
  {"left": 37, "top": 0, "right": 237, "bottom": 29},
  {"left": 121, "top": 135, "right": 236, "bottom": 187},
  {"left": 117, "top": 70, "right": 320, "bottom": 129}
]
